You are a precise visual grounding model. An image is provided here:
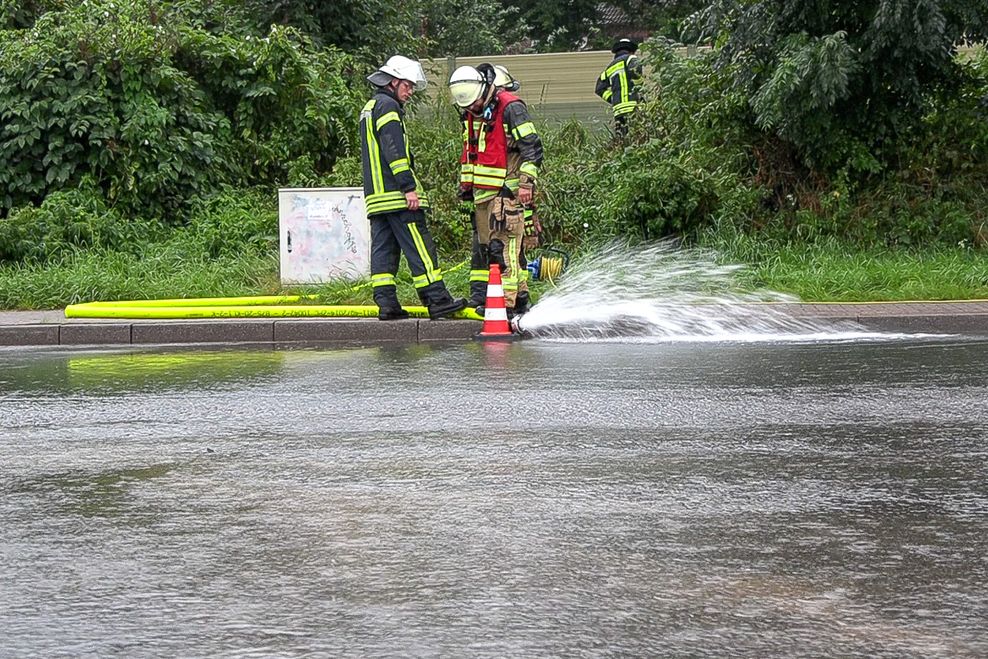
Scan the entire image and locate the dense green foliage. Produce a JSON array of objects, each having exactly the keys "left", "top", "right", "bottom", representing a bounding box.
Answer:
[
  {"left": 1, "top": 1, "right": 987, "bottom": 310},
  {"left": 166, "top": 0, "right": 703, "bottom": 56},
  {"left": 689, "top": 0, "right": 988, "bottom": 175},
  {"left": 208, "top": 0, "right": 513, "bottom": 57},
  {"left": 497, "top": 0, "right": 706, "bottom": 52},
  {"left": 0, "top": 0, "right": 359, "bottom": 219},
  {"left": 630, "top": 41, "right": 987, "bottom": 248}
]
